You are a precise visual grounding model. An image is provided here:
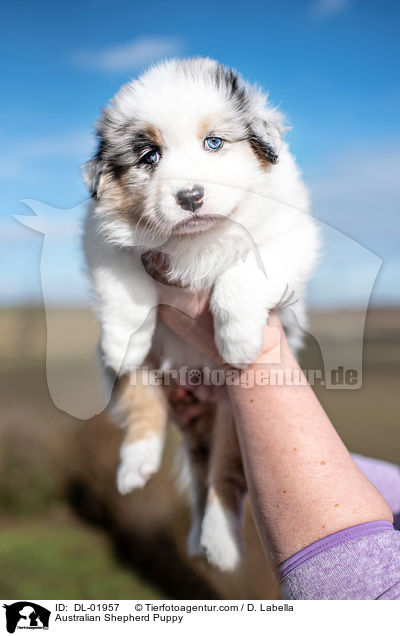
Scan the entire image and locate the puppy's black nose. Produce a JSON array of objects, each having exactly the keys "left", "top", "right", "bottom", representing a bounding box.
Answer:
[{"left": 176, "top": 185, "right": 204, "bottom": 212}]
